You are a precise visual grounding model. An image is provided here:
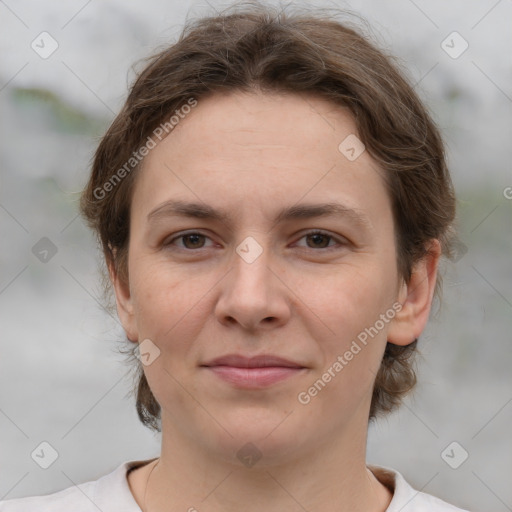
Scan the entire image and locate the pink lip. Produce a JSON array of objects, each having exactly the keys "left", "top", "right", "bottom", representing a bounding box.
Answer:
[{"left": 201, "top": 354, "right": 307, "bottom": 389}]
